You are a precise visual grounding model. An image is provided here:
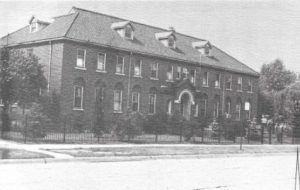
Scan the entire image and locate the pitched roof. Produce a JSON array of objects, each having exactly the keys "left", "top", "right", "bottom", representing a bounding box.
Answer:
[{"left": 0, "top": 7, "right": 259, "bottom": 76}]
